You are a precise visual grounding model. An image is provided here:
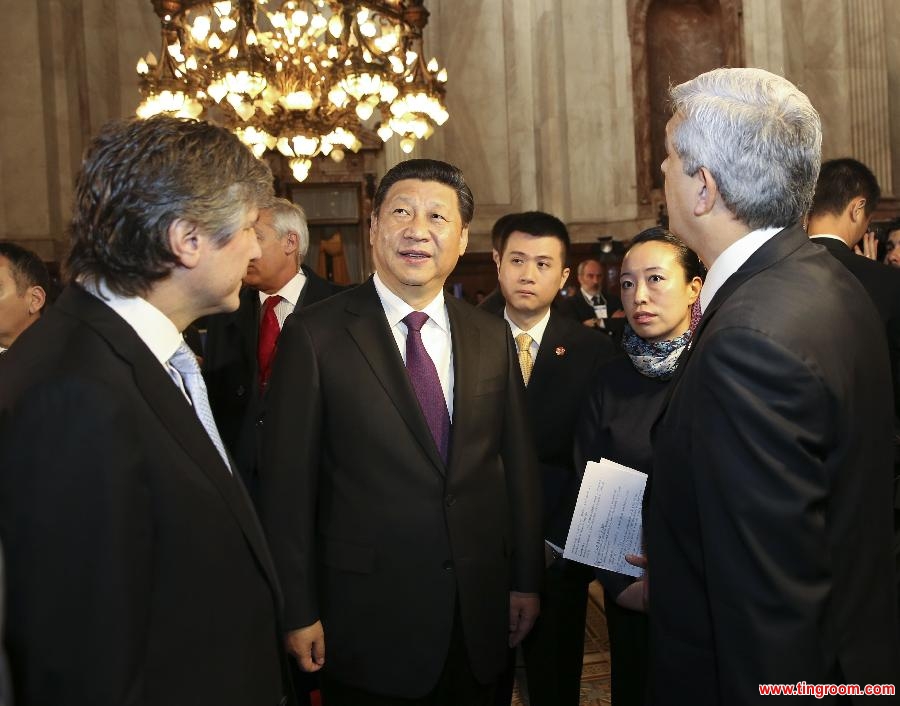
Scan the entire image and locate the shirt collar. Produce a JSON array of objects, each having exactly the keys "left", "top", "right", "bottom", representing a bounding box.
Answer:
[
  {"left": 372, "top": 272, "right": 449, "bottom": 333},
  {"left": 82, "top": 279, "right": 183, "bottom": 367},
  {"left": 504, "top": 306, "right": 551, "bottom": 347},
  {"left": 809, "top": 233, "right": 849, "bottom": 247},
  {"left": 581, "top": 288, "right": 603, "bottom": 303},
  {"left": 258, "top": 269, "right": 306, "bottom": 308},
  {"left": 700, "top": 226, "right": 782, "bottom": 312}
]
